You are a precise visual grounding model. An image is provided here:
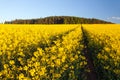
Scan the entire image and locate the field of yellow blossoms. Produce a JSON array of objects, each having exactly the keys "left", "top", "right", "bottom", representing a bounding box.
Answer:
[
  {"left": 0, "top": 24, "right": 120, "bottom": 80},
  {"left": 83, "top": 24, "right": 120, "bottom": 80},
  {"left": 0, "top": 24, "right": 87, "bottom": 80}
]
